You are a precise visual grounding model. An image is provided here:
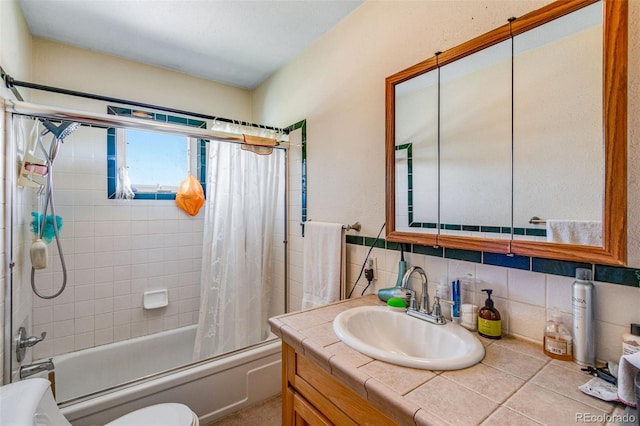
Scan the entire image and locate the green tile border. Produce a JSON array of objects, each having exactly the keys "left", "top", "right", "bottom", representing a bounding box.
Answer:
[{"left": 346, "top": 233, "right": 640, "bottom": 287}]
